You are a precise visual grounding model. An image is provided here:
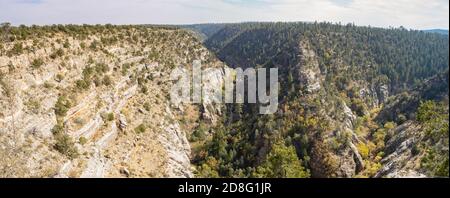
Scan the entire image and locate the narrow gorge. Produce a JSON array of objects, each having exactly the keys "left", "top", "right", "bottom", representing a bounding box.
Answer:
[{"left": 1, "top": 23, "right": 448, "bottom": 178}]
